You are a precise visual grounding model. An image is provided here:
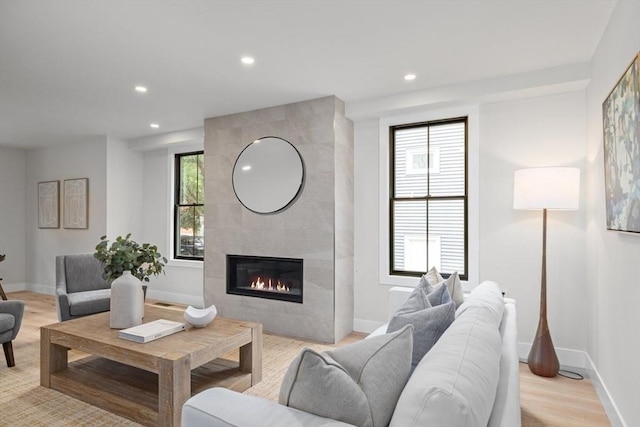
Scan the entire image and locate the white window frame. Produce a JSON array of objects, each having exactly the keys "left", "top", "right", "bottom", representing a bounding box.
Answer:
[{"left": 379, "top": 106, "right": 479, "bottom": 290}]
